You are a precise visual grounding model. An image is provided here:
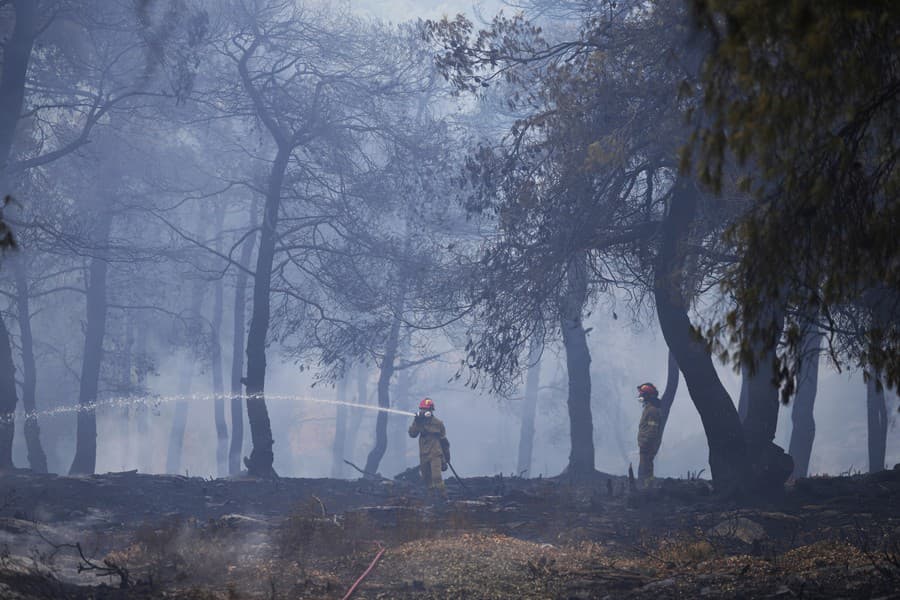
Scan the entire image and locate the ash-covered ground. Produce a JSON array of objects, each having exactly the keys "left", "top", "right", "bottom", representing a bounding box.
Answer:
[{"left": 0, "top": 468, "right": 898, "bottom": 599}]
